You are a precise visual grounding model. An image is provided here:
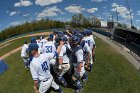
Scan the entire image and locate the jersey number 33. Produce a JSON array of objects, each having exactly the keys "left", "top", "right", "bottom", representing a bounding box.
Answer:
[{"left": 45, "top": 46, "right": 52, "bottom": 53}]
